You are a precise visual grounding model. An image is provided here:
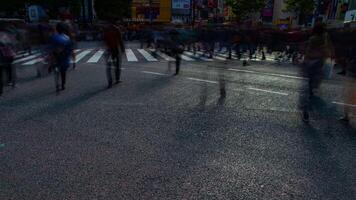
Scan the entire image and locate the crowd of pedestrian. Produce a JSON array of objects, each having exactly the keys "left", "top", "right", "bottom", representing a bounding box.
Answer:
[{"left": 1, "top": 20, "right": 356, "bottom": 123}]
